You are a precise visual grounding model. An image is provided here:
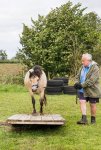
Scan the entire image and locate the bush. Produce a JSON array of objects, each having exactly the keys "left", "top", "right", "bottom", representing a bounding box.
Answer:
[
  {"left": 12, "top": 74, "right": 24, "bottom": 85},
  {"left": 0, "top": 74, "right": 24, "bottom": 85}
]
